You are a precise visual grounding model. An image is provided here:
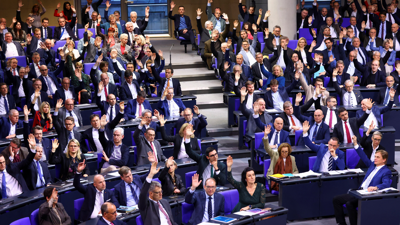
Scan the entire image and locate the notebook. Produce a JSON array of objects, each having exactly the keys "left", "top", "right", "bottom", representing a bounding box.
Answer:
[{"left": 211, "top": 216, "right": 237, "bottom": 223}]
